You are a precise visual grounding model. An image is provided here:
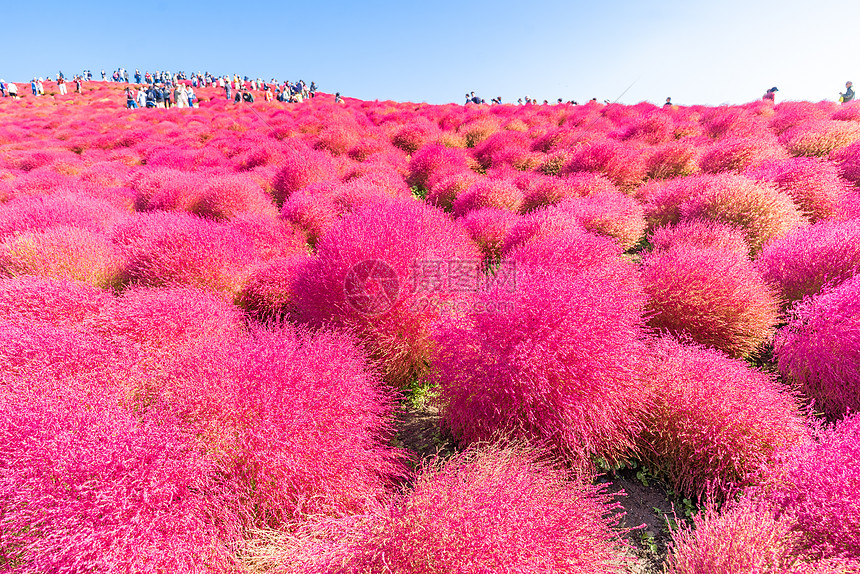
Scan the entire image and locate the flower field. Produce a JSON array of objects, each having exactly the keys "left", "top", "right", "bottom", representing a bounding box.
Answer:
[{"left": 1, "top": 80, "right": 860, "bottom": 573}]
